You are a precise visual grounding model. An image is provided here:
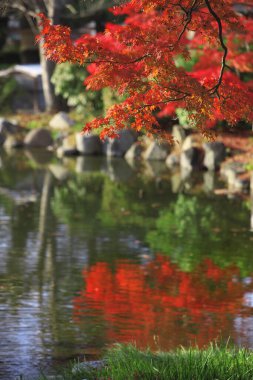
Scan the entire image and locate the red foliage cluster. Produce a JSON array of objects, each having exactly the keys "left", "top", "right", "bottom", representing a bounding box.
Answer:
[
  {"left": 37, "top": 1, "right": 253, "bottom": 140},
  {"left": 73, "top": 256, "right": 253, "bottom": 350}
]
